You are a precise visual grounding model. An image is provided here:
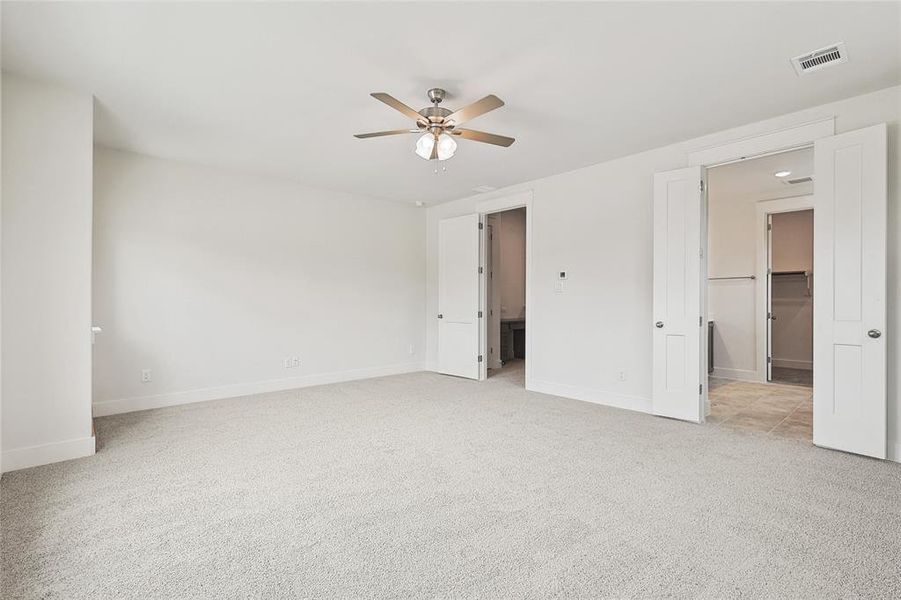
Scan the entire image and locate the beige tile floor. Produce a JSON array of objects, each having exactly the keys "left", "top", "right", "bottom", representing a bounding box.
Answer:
[{"left": 707, "top": 377, "right": 812, "bottom": 441}]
